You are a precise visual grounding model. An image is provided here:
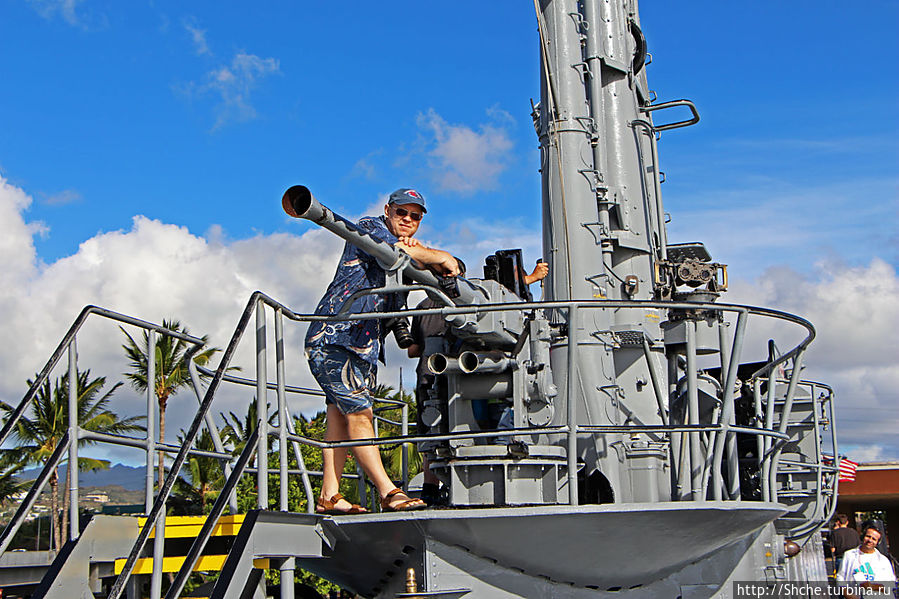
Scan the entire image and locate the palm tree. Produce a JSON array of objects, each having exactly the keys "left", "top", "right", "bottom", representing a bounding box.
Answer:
[
  {"left": 0, "top": 370, "right": 144, "bottom": 548},
  {"left": 121, "top": 320, "right": 222, "bottom": 486},
  {"left": 0, "top": 454, "right": 26, "bottom": 504},
  {"left": 219, "top": 399, "right": 276, "bottom": 457},
  {"left": 171, "top": 428, "right": 225, "bottom": 514},
  {"left": 371, "top": 385, "right": 422, "bottom": 484}
]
